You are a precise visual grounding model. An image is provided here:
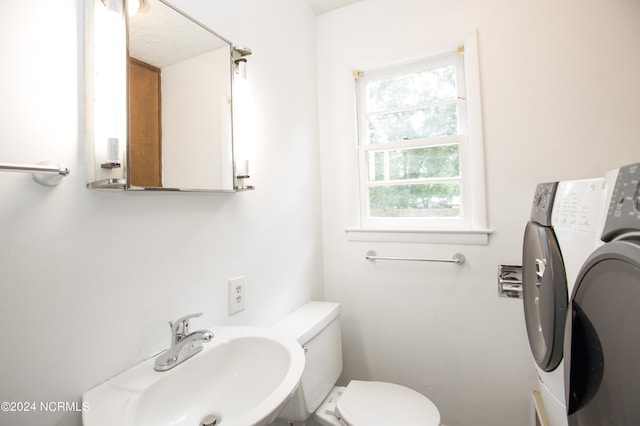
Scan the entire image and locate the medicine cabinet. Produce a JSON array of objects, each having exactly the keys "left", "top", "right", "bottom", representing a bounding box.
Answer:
[{"left": 85, "top": 0, "right": 242, "bottom": 191}]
